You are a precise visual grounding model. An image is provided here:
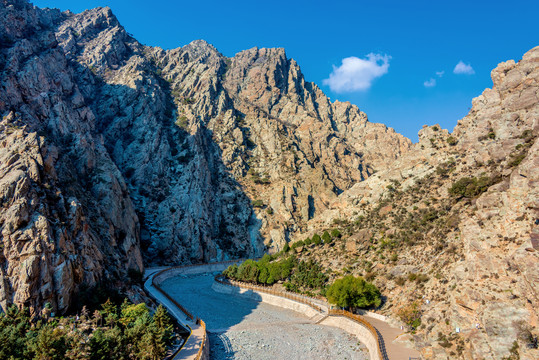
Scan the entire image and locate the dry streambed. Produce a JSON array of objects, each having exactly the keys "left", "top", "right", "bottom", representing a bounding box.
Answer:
[{"left": 160, "top": 273, "right": 367, "bottom": 360}]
